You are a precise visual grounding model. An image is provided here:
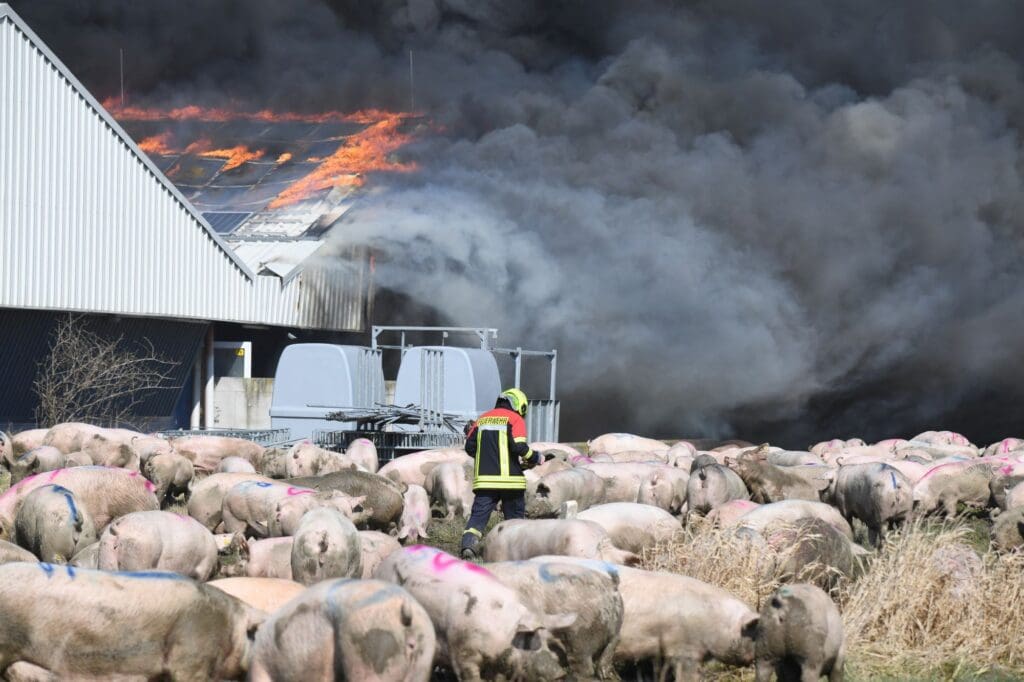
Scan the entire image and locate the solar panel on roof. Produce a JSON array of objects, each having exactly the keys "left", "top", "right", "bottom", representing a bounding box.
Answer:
[{"left": 202, "top": 212, "right": 251, "bottom": 234}]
